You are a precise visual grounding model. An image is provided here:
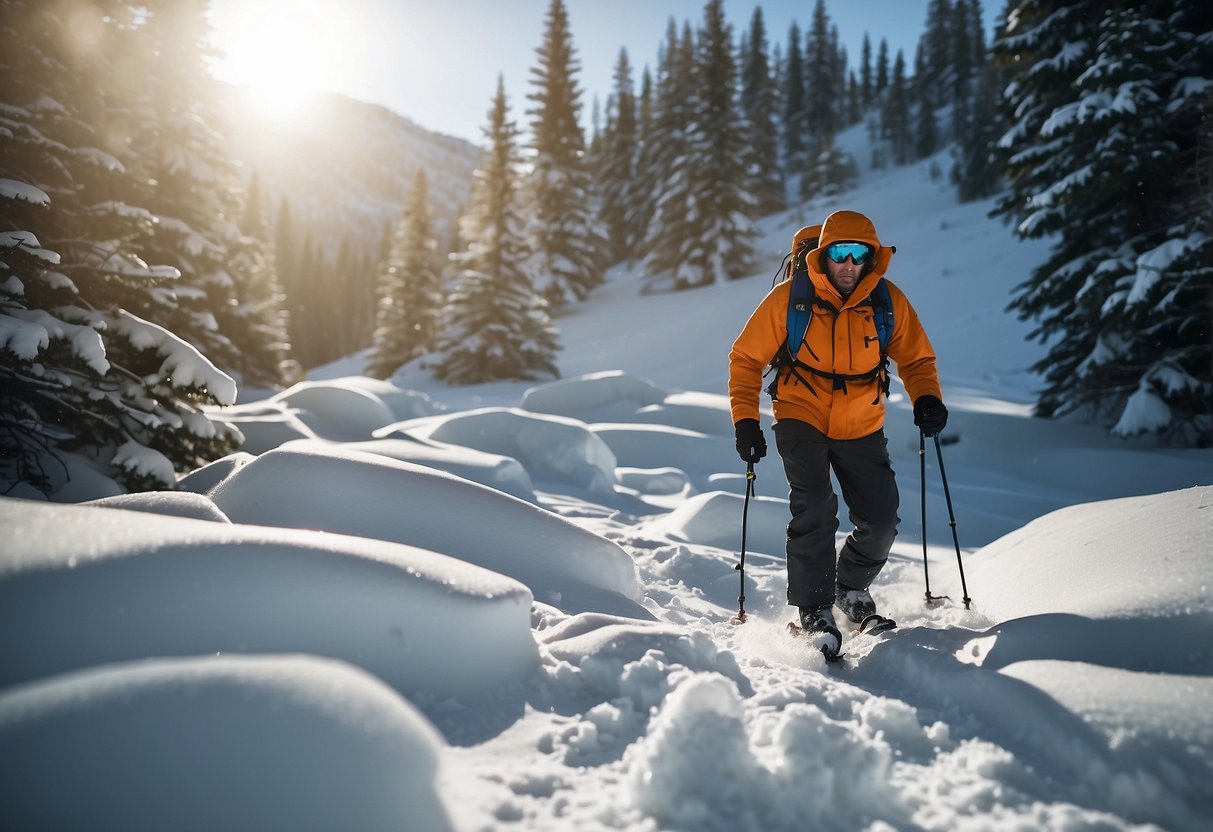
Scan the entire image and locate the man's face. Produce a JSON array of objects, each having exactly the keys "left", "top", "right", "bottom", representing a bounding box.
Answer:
[{"left": 825, "top": 254, "right": 863, "bottom": 296}]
